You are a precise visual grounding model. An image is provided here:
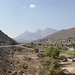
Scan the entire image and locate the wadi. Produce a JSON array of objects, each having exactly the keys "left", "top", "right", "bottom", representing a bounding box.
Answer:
[
  {"left": 0, "top": 0, "right": 75, "bottom": 75},
  {"left": 0, "top": 27, "right": 75, "bottom": 75}
]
